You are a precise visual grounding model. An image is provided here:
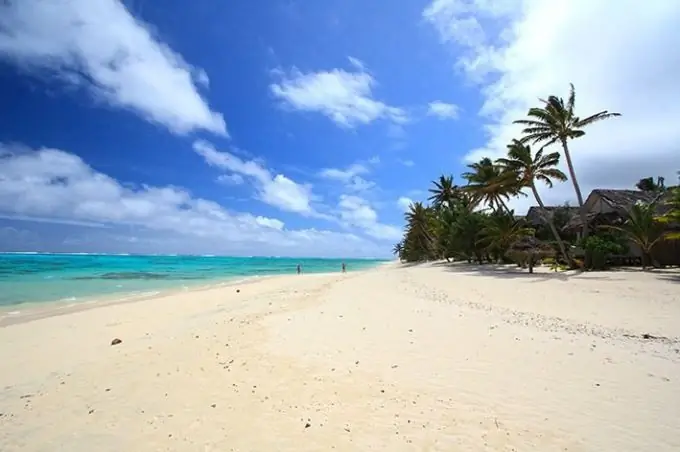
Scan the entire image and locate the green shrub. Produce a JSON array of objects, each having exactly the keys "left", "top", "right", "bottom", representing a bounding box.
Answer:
[{"left": 579, "top": 234, "right": 625, "bottom": 270}]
